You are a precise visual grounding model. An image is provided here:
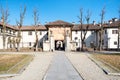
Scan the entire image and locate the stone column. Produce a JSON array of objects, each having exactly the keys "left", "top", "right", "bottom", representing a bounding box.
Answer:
[
  {"left": 50, "top": 31, "right": 54, "bottom": 52},
  {"left": 65, "top": 31, "right": 70, "bottom": 52}
]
